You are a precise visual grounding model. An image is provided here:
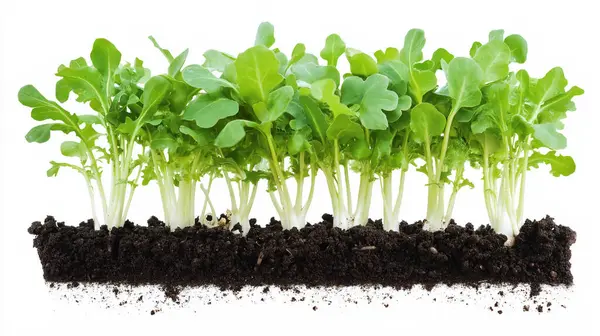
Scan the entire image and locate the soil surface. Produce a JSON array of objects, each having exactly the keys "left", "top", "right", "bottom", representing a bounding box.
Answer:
[{"left": 28, "top": 214, "right": 576, "bottom": 291}]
